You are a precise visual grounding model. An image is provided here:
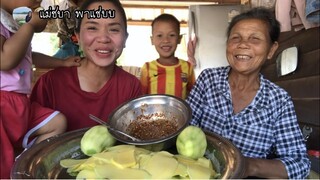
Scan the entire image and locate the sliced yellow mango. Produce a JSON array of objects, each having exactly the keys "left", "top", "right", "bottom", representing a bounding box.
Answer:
[
  {"left": 187, "top": 163, "right": 212, "bottom": 179},
  {"left": 60, "top": 159, "right": 87, "bottom": 169},
  {"left": 174, "top": 154, "right": 197, "bottom": 166},
  {"left": 111, "top": 149, "right": 136, "bottom": 168},
  {"left": 105, "top": 144, "right": 136, "bottom": 152},
  {"left": 144, "top": 152, "right": 178, "bottom": 179},
  {"left": 76, "top": 169, "right": 99, "bottom": 180},
  {"left": 134, "top": 146, "right": 151, "bottom": 156},
  {"left": 137, "top": 154, "right": 152, "bottom": 169},
  {"left": 173, "top": 163, "right": 188, "bottom": 178},
  {"left": 91, "top": 151, "right": 116, "bottom": 165},
  {"left": 95, "top": 163, "right": 151, "bottom": 179},
  {"left": 197, "top": 157, "right": 213, "bottom": 169}
]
